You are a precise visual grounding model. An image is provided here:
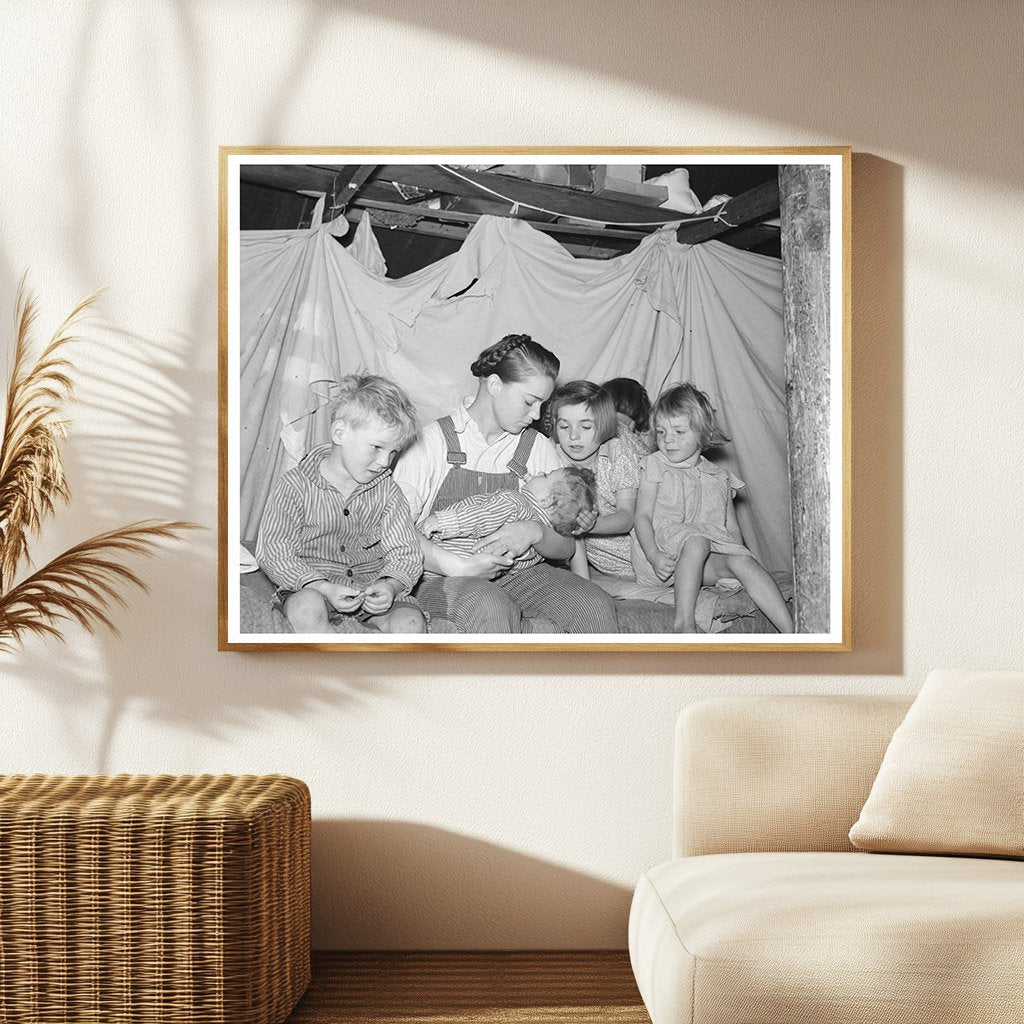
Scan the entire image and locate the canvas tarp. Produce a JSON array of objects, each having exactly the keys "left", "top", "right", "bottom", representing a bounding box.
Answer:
[{"left": 239, "top": 213, "right": 792, "bottom": 572}]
